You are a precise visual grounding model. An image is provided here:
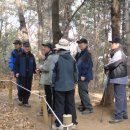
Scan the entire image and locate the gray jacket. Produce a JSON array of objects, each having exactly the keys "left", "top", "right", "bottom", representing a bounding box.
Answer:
[
  {"left": 39, "top": 53, "right": 53, "bottom": 85},
  {"left": 105, "top": 48, "right": 128, "bottom": 85},
  {"left": 50, "top": 50, "right": 78, "bottom": 91}
]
